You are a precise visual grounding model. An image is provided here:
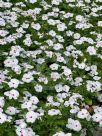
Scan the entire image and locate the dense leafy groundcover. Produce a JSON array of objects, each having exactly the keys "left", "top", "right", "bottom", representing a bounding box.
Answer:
[{"left": 0, "top": 0, "right": 102, "bottom": 136}]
